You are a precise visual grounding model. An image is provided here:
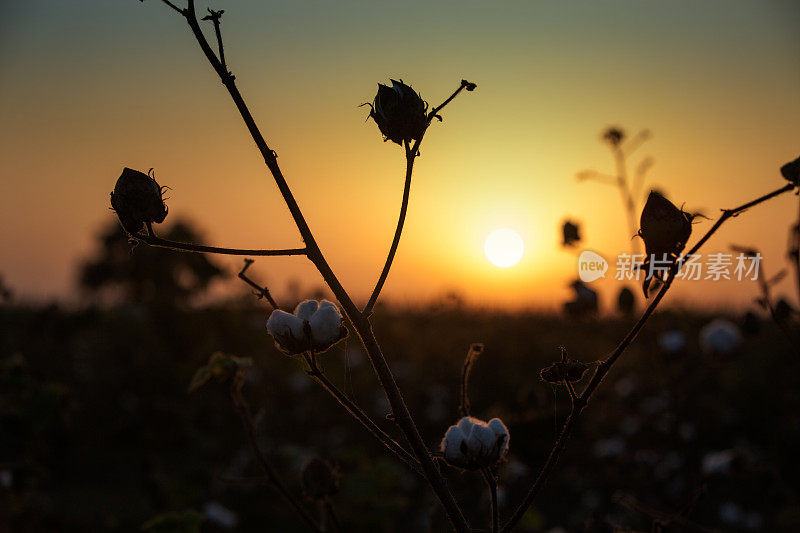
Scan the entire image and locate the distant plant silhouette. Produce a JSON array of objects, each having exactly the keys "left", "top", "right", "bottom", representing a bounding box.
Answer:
[
  {"left": 111, "top": 2, "right": 798, "bottom": 531},
  {"left": 80, "top": 220, "right": 225, "bottom": 307},
  {"left": 577, "top": 126, "right": 654, "bottom": 254}
]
